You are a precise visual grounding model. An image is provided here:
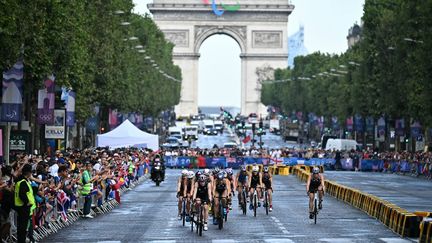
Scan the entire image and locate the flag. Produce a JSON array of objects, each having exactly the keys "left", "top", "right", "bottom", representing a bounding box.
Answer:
[
  {"left": 395, "top": 119, "right": 405, "bottom": 136},
  {"left": 354, "top": 114, "right": 364, "bottom": 133},
  {"left": 65, "top": 91, "right": 75, "bottom": 127},
  {"left": 410, "top": 121, "right": 421, "bottom": 139},
  {"left": 365, "top": 117, "right": 374, "bottom": 133},
  {"left": 1, "top": 60, "right": 23, "bottom": 122},
  {"left": 37, "top": 74, "right": 55, "bottom": 124},
  {"left": 346, "top": 117, "right": 354, "bottom": 132},
  {"left": 242, "top": 135, "right": 251, "bottom": 144},
  {"left": 109, "top": 109, "right": 118, "bottom": 130},
  {"left": 377, "top": 117, "right": 386, "bottom": 137}
]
